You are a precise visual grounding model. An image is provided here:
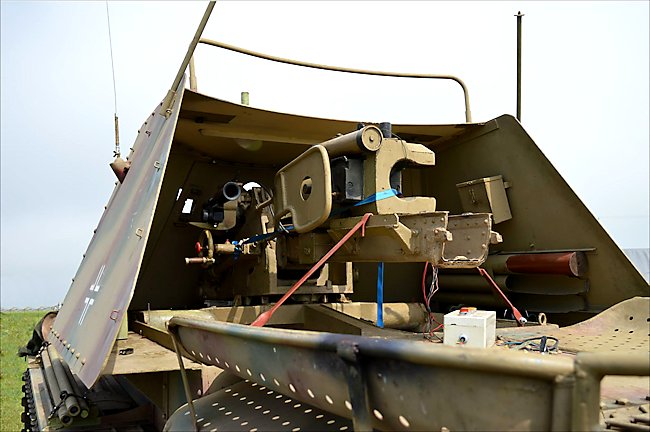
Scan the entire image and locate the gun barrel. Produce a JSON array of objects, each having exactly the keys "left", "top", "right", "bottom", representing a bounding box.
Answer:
[
  {"left": 217, "top": 181, "right": 241, "bottom": 204},
  {"left": 321, "top": 125, "right": 383, "bottom": 157}
]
